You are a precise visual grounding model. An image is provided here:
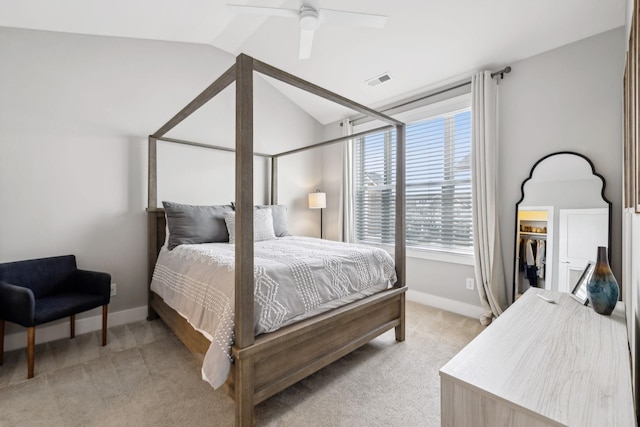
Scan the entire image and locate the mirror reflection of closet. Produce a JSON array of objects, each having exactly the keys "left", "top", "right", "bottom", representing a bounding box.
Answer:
[{"left": 513, "top": 152, "right": 611, "bottom": 301}]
